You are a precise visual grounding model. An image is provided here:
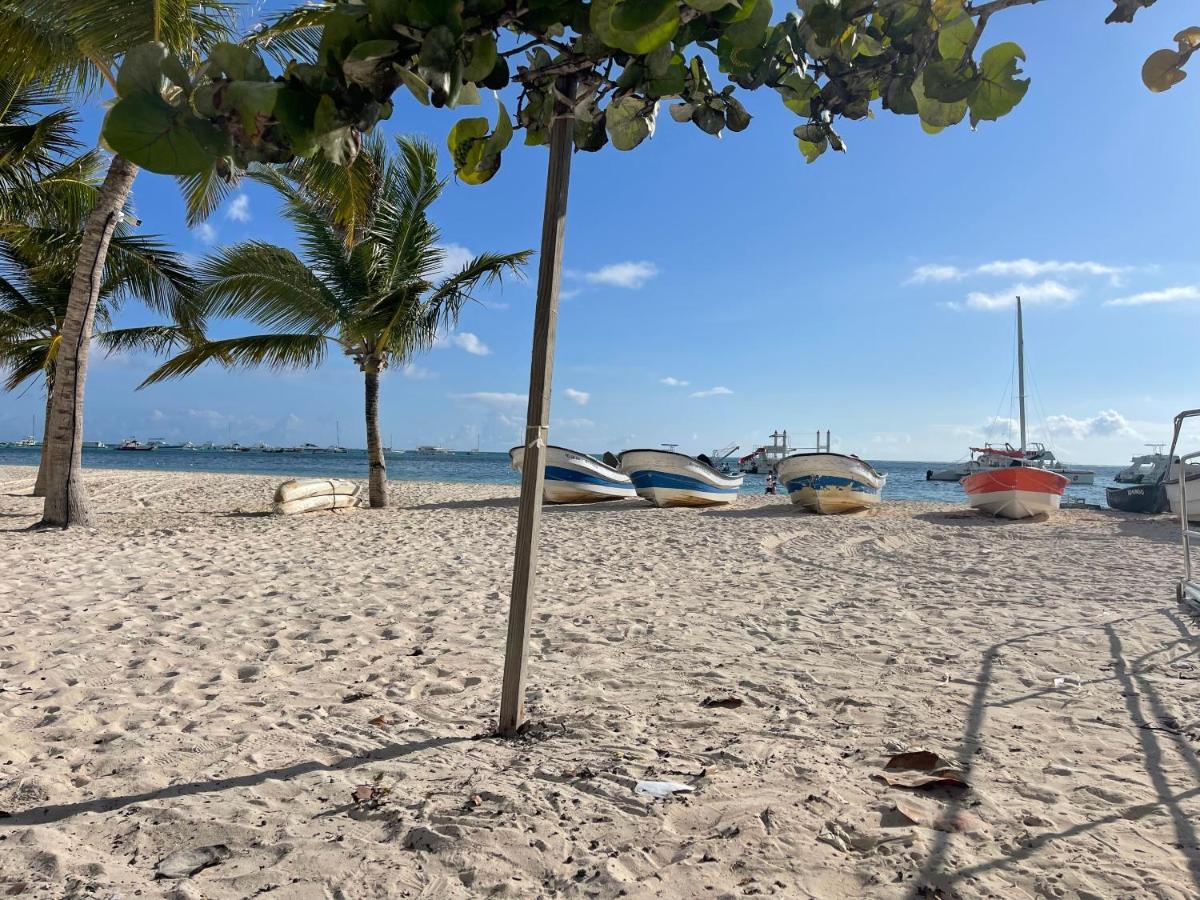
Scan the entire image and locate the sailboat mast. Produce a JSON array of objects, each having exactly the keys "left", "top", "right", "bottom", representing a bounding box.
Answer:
[{"left": 1016, "top": 295, "right": 1027, "bottom": 453}]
